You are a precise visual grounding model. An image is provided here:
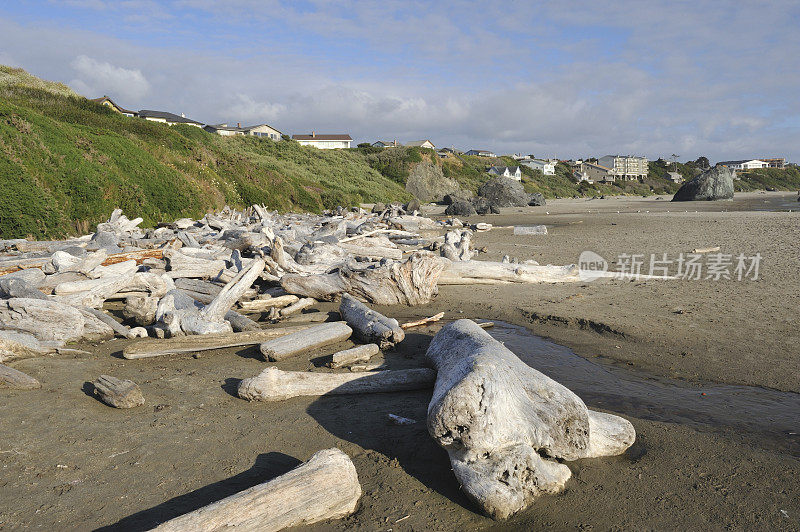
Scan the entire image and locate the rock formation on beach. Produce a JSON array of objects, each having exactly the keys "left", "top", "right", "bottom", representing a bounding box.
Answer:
[{"left": 672, "top": 166, "right": 735, "bottom": 201}]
